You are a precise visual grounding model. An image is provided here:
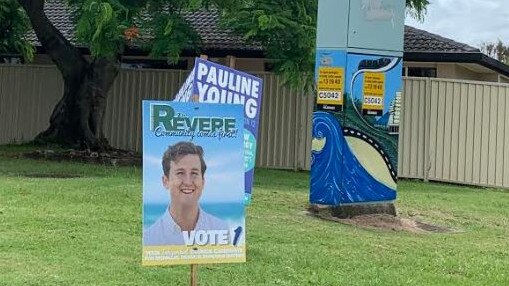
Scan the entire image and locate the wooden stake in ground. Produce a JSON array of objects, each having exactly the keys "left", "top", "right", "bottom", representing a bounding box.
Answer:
[{"left": 190, "top": 264, "right": 198, "bottom": 286}]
